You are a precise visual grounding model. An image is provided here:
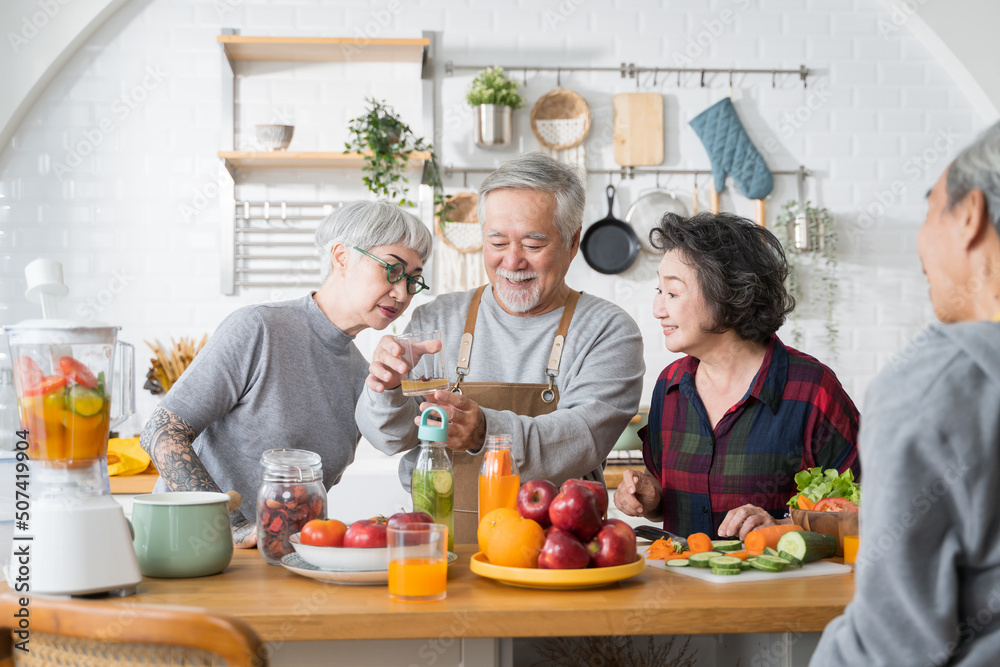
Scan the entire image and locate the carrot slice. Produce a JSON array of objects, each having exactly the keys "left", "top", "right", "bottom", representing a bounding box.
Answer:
[
  {"left": 796, "top": 494, "right": 816, "bottom": 511},
  {"left": 686, "top": 533, "right": 713, "bottom": 554},
  {"left": 744, "top": 525, "right": 803, "bottom": 552},
  {"left": 729, "top": 550, "right": 749, "bottom": 561}
]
